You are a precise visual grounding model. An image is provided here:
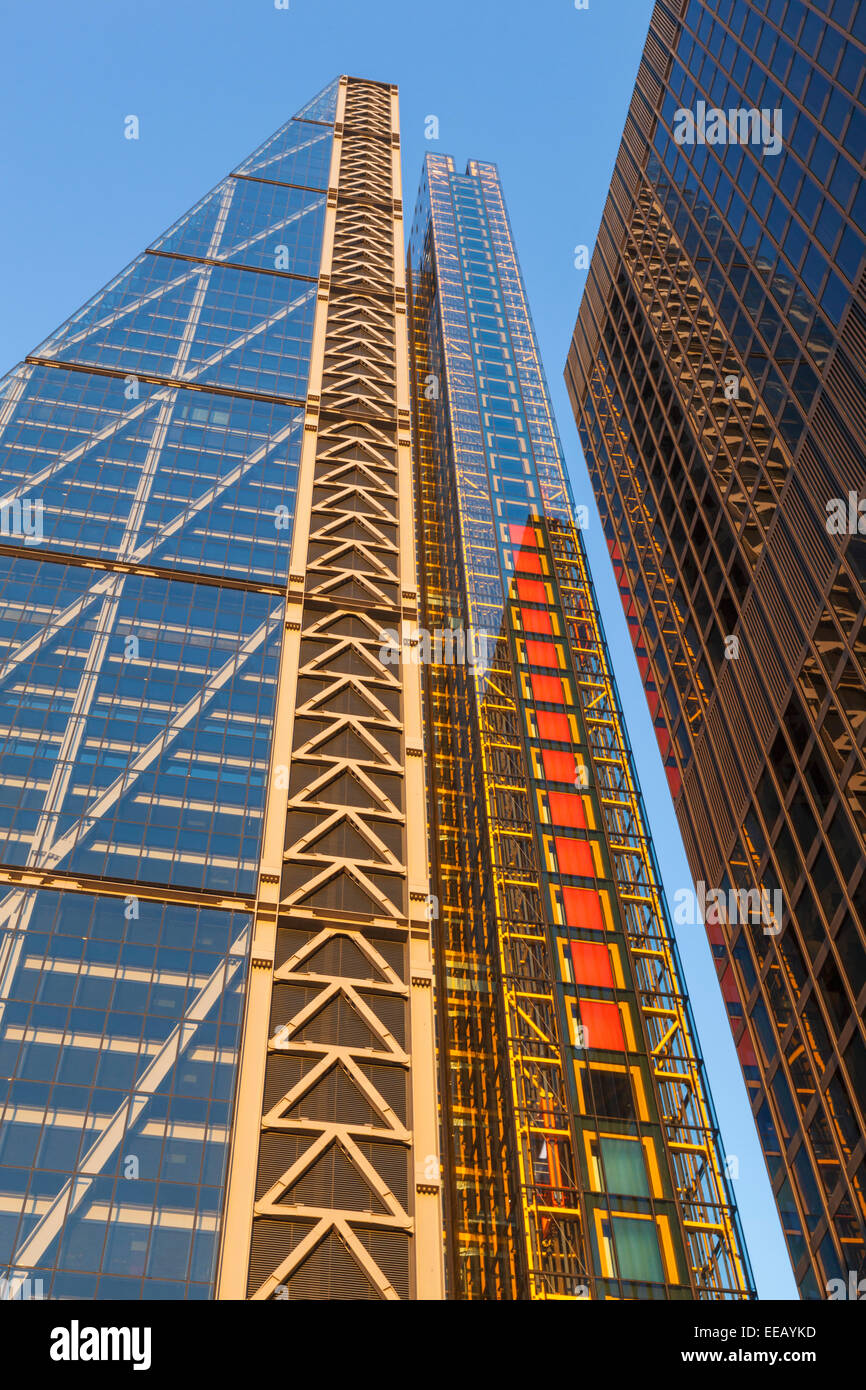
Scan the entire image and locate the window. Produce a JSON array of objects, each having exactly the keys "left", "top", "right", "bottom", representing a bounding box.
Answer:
[
  {"left": 843, "top": 1031, "right": 866, "bottom": 1103},
  {"left": 599, "top": 1137, "right": 651, "bottom": 1198},
  {"left": 610, "top": 1217, "right": 665, "bottom": 1283},
  {"left": 513, "top": 547, "right": 542, "bottom": 575},
  {"left": 586, "top": 1065, "right": 635, "bottom": 1119}
]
